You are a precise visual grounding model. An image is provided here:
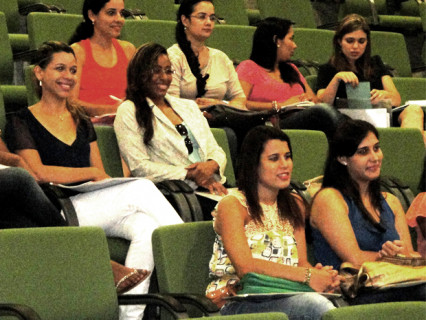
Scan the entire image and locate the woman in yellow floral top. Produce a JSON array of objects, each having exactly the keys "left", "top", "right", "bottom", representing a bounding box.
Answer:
[{"left": 206, "top": 126, "right": 342, "bottom": 319}]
